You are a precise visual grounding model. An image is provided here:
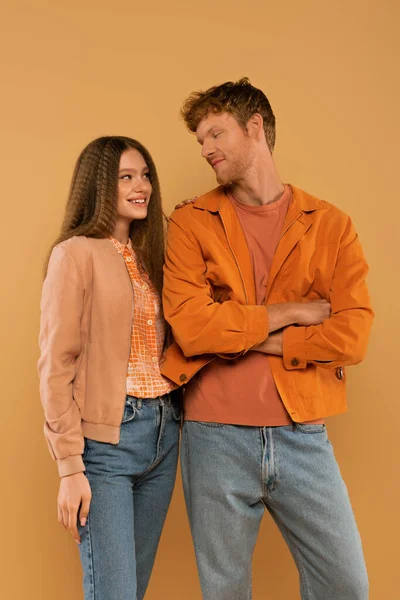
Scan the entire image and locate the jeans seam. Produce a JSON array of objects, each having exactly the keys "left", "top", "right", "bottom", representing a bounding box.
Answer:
[
  {"left": 270, "top": 513, "right": 310, "bottom": 600},
  {"left": 86, "top": 515, "right": 96, "bottom": 600},
  {"left": 134, "top": 404, "right": 167, "bottom": 484},
  {"left": 260, "top": 428, "right": 269, "bottom": 500}
]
